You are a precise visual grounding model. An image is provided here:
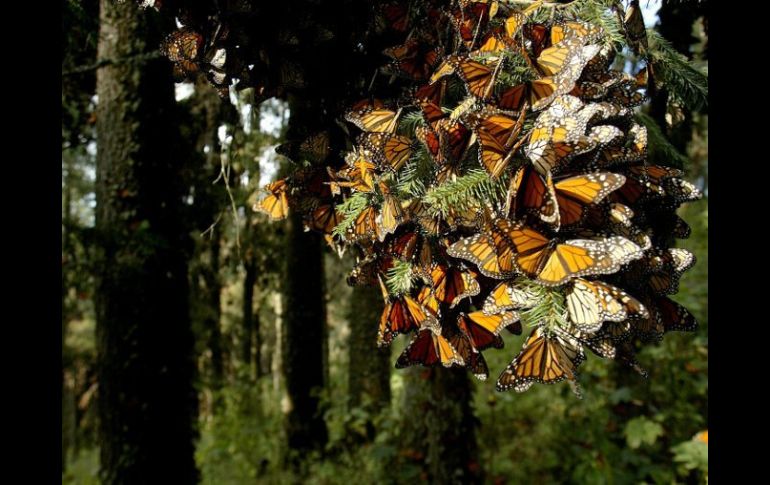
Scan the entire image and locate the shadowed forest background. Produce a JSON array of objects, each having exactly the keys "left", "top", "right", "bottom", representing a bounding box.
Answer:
[{"left": 62, "top": 0, "right": 707, "bottom": 483}]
